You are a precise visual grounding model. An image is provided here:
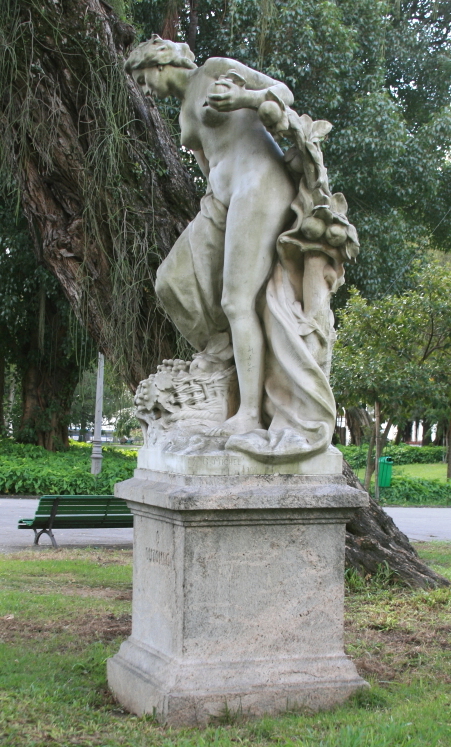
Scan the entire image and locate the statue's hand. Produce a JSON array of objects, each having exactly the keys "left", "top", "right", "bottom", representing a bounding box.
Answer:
[{"left": 206, "top": 71, "right": 255, "bottom": 112}]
